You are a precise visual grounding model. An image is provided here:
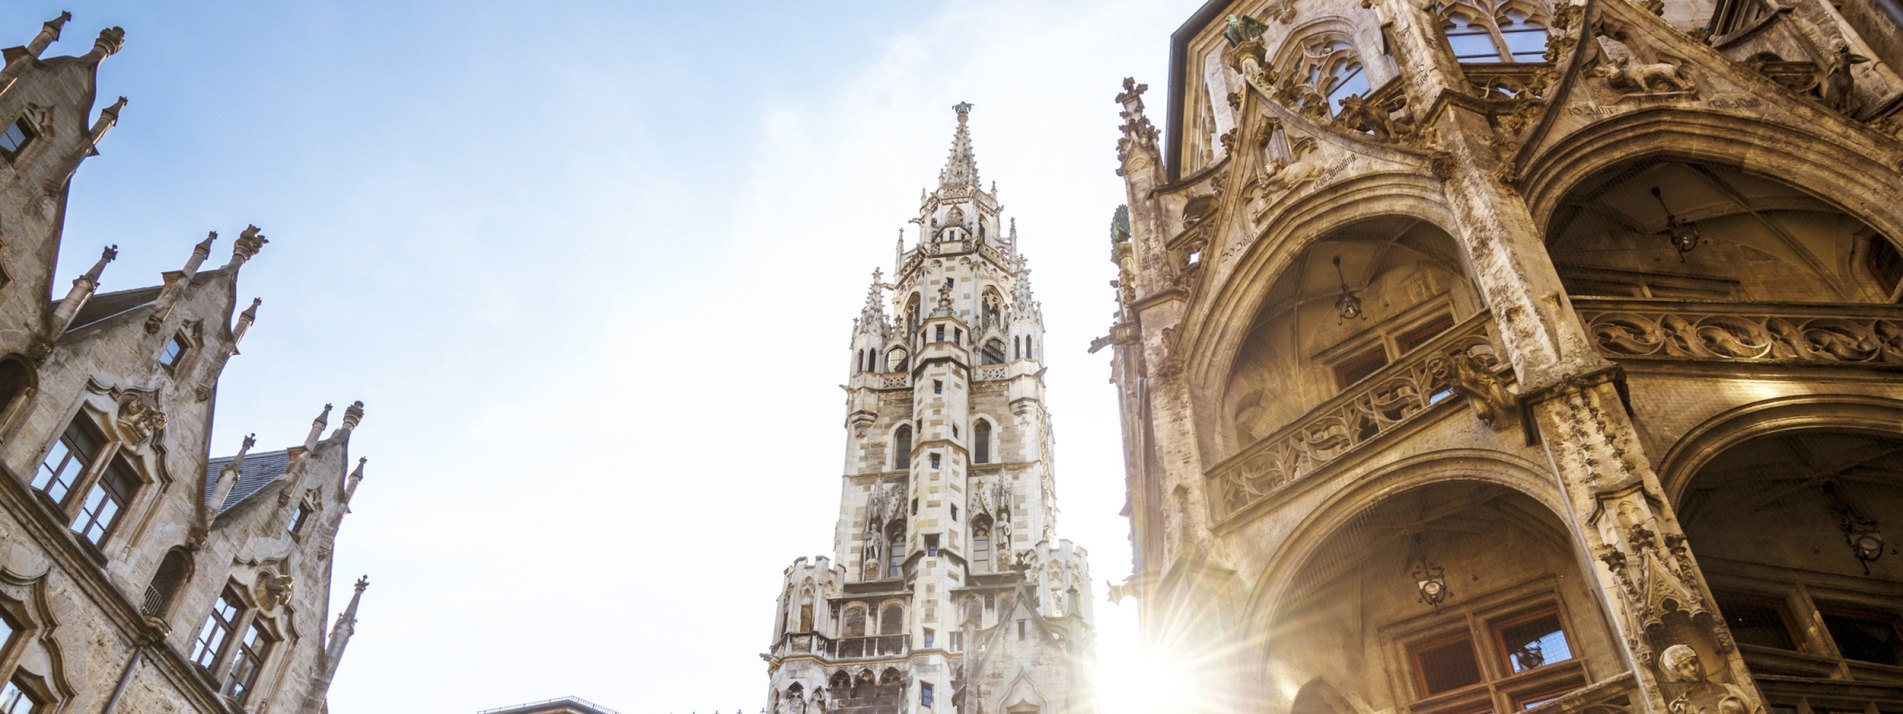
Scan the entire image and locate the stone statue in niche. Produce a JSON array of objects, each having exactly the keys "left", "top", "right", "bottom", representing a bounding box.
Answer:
[{"left": 1661, "top": 644, "right": 1762, "bottom": 714}]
